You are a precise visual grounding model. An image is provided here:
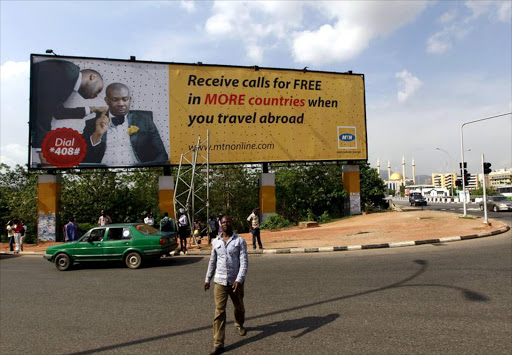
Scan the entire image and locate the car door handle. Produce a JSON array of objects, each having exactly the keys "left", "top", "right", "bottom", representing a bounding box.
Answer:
[{"left": 124, "top": 242, "right": 130, "bottom": 245}]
